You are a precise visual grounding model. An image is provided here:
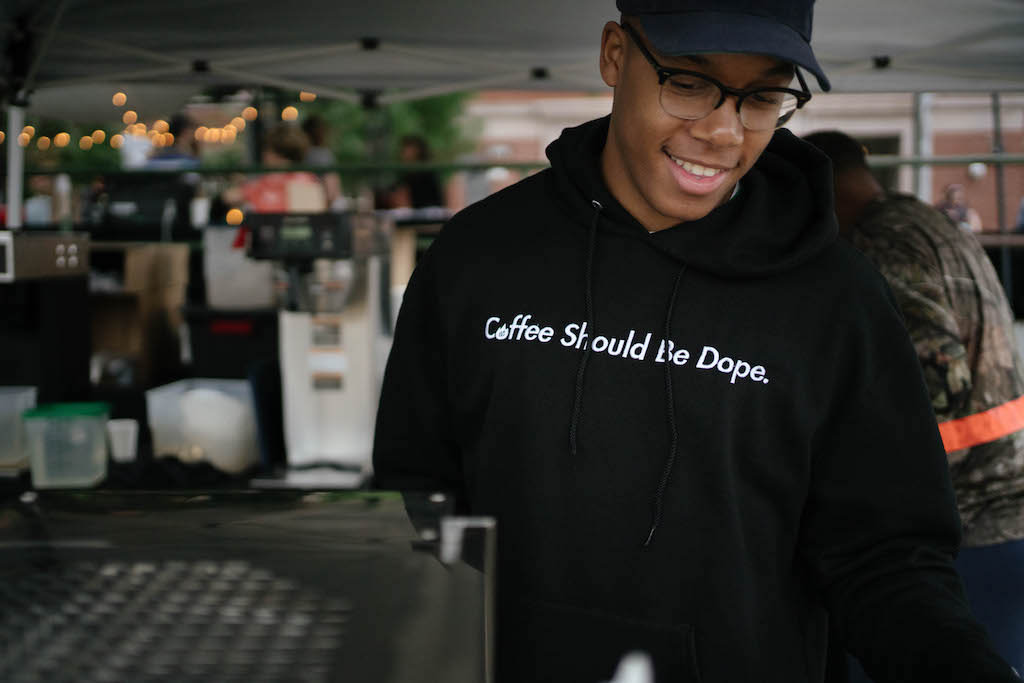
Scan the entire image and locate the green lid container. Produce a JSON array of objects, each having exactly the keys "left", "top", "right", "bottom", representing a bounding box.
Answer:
[{"left": 23, "top": 402, "right": 111, "bottom": 419}]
